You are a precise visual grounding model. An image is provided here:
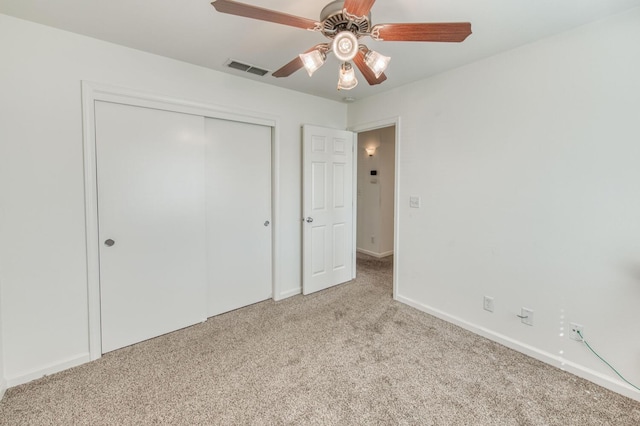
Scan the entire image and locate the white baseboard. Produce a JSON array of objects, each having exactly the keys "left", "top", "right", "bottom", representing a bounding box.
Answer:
[
  {"left": 275, "top": 287, "right": 301, "bottom": 301},
  {"left": 0, "top": 377, "right": 6, "bottom": 400},
  {"left": 6, "top": 353, "right": 91, "bottom": 388},
  {"left": 396, "top": 294, "right": 640, "bottom": 402},
  {"left": 356, "top": 248, "right": 394, "bottom": 258}
]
